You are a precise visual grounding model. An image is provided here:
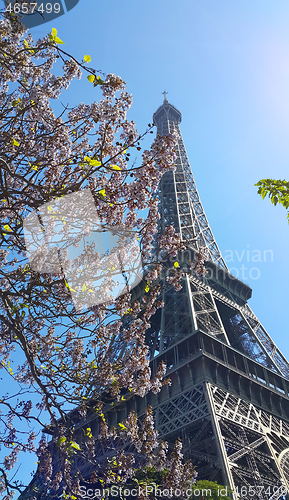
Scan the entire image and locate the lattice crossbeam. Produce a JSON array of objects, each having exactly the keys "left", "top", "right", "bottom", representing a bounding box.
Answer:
[
  {"left": 209, "top": 384, "right": 289, "bottom": 497},
  {"left": 228, "top": 437, "right": 266, "bottom": 463}
]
